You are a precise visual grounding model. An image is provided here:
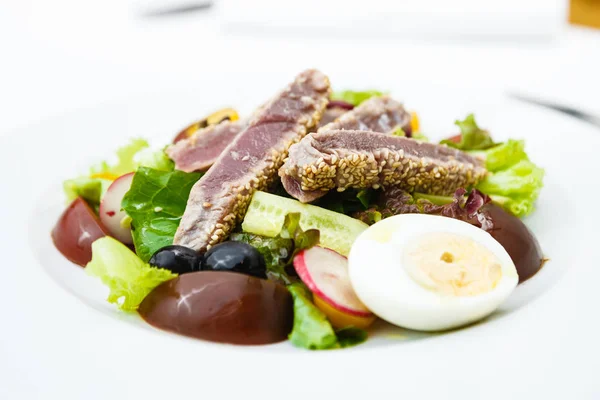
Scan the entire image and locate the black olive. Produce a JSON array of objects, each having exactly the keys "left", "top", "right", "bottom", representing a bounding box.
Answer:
[
  {"left": 202, "top": 242, "right": 266, "bottom": 278},
  {"left": 149, "top": 245, "right": 202, "bottom": 274}
]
